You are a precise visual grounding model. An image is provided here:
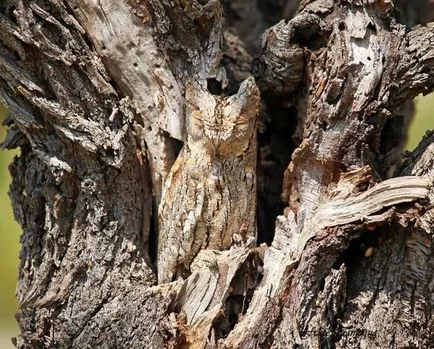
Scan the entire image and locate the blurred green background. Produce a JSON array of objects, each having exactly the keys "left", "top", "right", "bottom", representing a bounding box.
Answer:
[
  {"left": 407, "top": 95, "right": 434, "bottom": 150},
  {"left": 0, "top": 95, "right": 434, "bottom": 347},
  {"left": 0, "top": 103, "right": 20, "bottom": 348}
]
